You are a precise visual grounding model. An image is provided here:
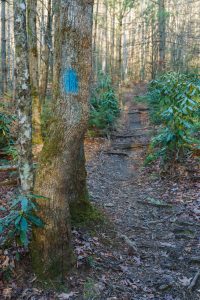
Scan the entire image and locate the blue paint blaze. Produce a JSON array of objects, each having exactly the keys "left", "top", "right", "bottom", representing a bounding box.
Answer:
[{"left": 63, "top": 69, "right": 79, "bottom": 95}]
